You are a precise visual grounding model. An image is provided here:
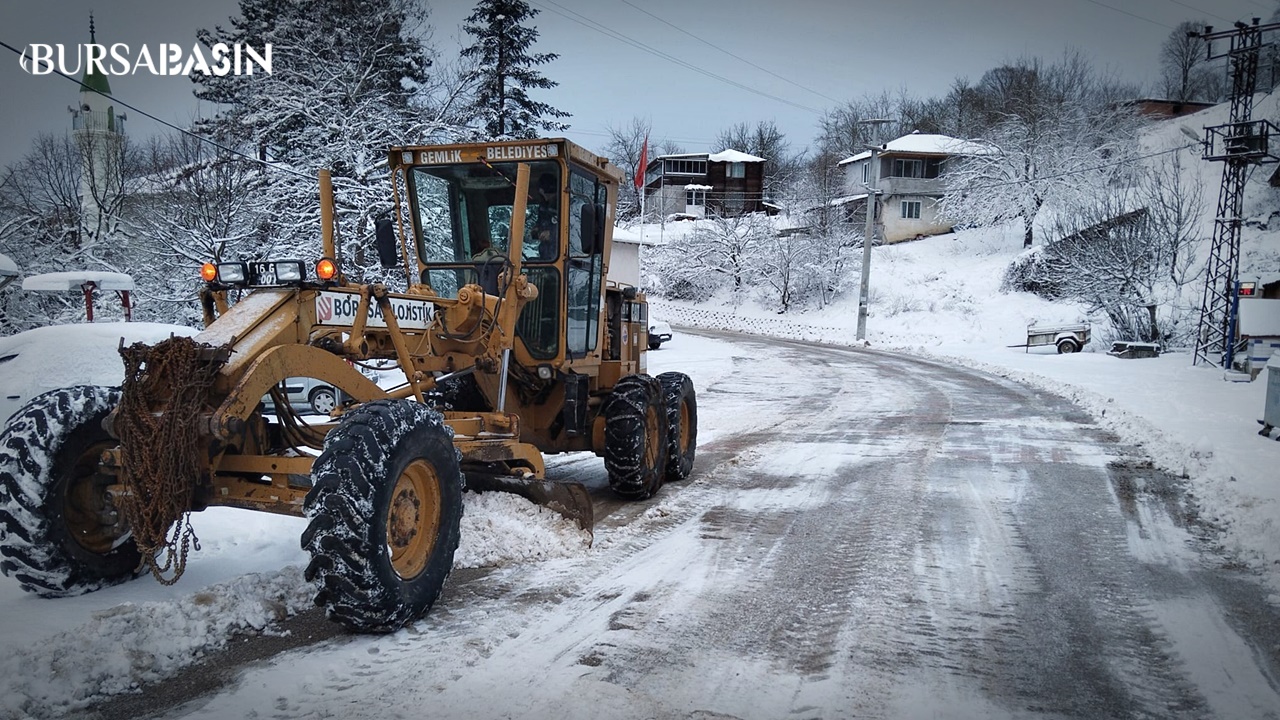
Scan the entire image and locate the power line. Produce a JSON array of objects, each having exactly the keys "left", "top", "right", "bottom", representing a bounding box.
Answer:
[
  {"left": 1072, "top": 0, "right": 1177, "bottom": 29},
  {"left": 0, "top": 38, "right": 312, "bottom": 180},
  {"left": 566, "top": 126, "right": 717, "bottom": 146},
  {"left": 615, "top": 0, "right": 842, "bottom": 105},
  {"left": 528, "top": 0, "right": 825, "bottom": 115},
  {"left": 959, "top": 142, "right": 1197, "bottom": 192},
  {"left": 1160, "top": 0, "right": 1236, "bottom": 24}
]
